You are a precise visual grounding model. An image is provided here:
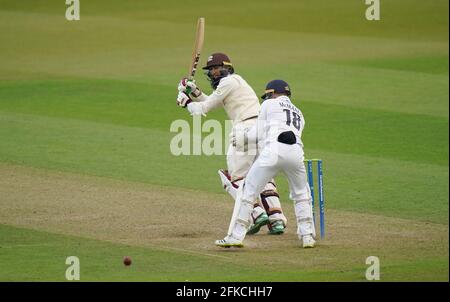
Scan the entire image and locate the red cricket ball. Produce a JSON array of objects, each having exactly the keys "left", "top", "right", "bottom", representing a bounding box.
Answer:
[{"left": 123, "top": 256, "right": 132, "bottom": 266}]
